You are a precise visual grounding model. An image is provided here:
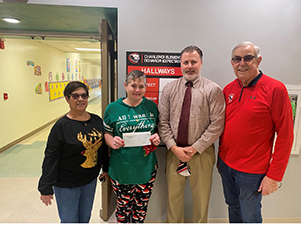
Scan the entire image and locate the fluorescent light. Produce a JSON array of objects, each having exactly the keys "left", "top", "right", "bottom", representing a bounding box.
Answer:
[
  {"left": 1, "top": 17, "right": 21, "bottom": 24},
  {"left": 75, "top": 48, "right": 101, "bottom": 52}
]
